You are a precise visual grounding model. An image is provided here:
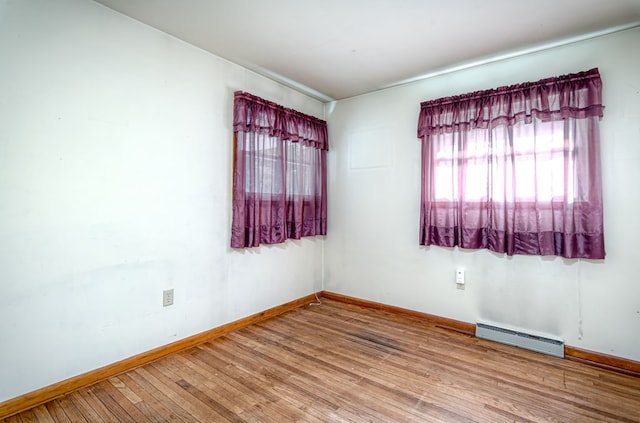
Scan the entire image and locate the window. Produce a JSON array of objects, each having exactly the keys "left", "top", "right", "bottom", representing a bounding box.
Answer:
[
  {"left": 231, "top": 91, "right": 328, "bottom": 248},
  {"left": 417, "top": 69, "right": 605, "bottom": 259}
]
